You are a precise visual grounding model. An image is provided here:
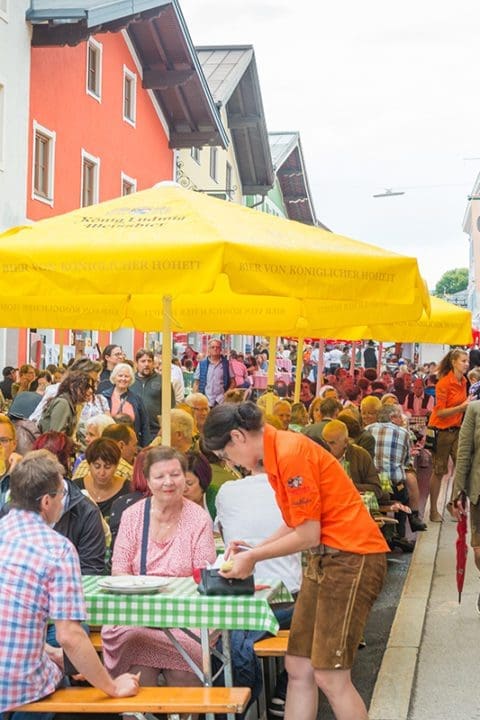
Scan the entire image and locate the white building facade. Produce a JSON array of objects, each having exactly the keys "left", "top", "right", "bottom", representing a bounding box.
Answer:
[{"left": 0, "top": 1, "right": 32, "bottom": 365}]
